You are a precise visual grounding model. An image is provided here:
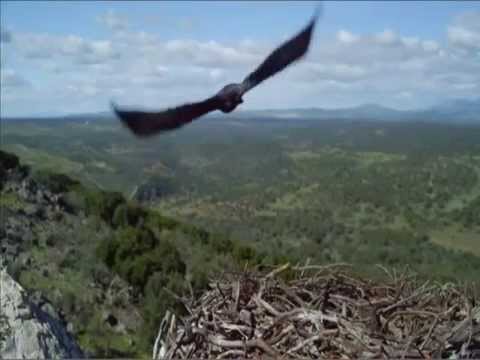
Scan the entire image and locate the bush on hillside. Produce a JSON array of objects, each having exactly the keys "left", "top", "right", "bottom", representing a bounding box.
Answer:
[
  {"left": 0, "top": 150, "right": 19, "bottom": 170},
  {"left": 82, "top": 189, "right": 126, "bottom": 225},
  {"left": 32, "top": 169, "right": 80, "bottom": 193},
  {"left": 112, "top": 203, "right": 148, "bottom": 229},
  {"left": 96, "top": 226, "right": 186, "bottom": 292}
]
